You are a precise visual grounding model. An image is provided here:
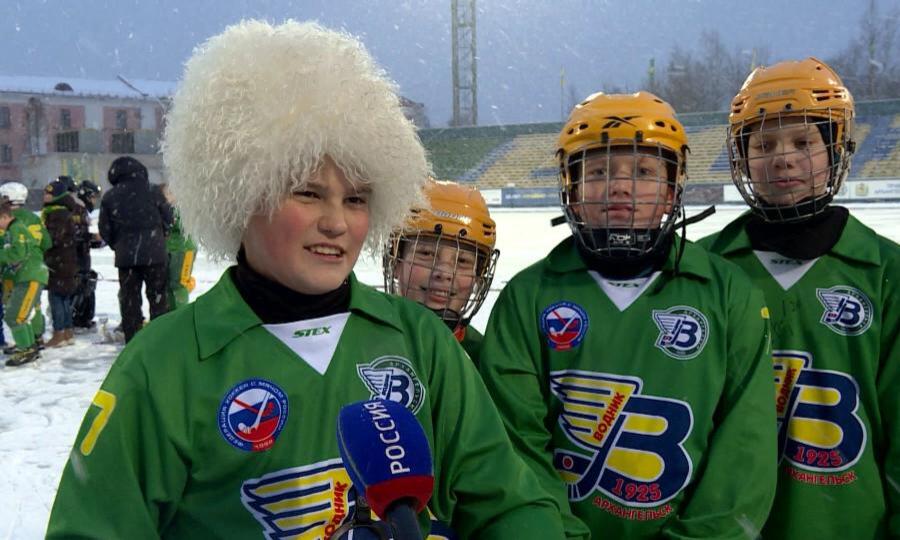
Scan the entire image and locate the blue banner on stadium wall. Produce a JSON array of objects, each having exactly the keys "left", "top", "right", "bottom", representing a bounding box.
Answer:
[{"left": 501, "top": 187, "right": 559, "bottom": 207}]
